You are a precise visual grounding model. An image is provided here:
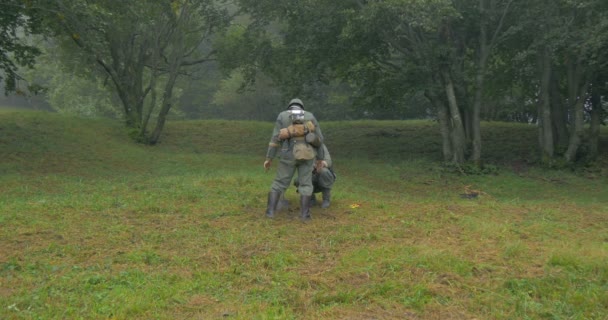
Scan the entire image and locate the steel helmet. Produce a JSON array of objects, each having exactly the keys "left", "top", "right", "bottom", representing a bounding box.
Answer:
[{"left": 288, "top": 98, "right": 304, "bottom": 110}]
